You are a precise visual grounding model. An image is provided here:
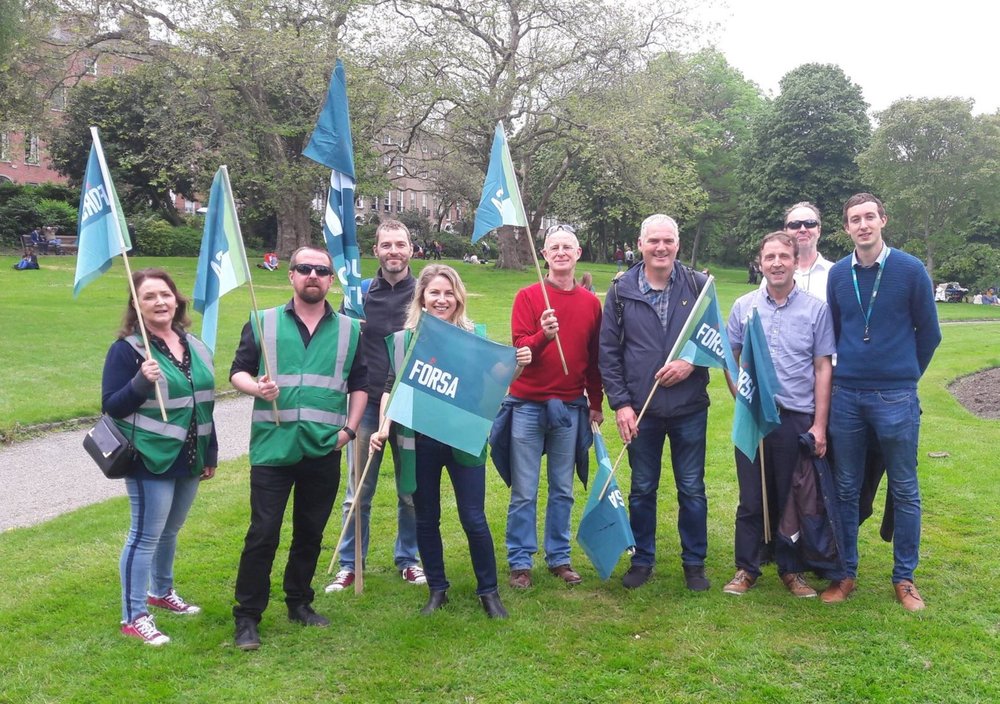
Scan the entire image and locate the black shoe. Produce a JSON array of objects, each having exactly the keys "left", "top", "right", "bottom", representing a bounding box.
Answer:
[
  {"left": 683, "top": 564, "right": 710, "bottom": 592},
  {"left": 288, "top": 603, "right": 330, "bottom": 627},
  {"left": 420, "top": 590, "right": 449, "bottom": 615},
  {"left": 622, "top": 565, "right": 653, "bottom": 589},
  {"left": 479, "top": 590, "right": 509, "bottom": 619},
  {"left": 234, "top": 618, "right": 261, "bottom": 651}
]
